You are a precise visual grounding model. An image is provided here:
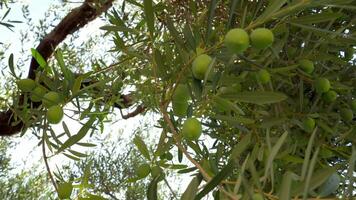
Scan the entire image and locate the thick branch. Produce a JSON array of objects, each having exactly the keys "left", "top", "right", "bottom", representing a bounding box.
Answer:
[
  {"left": 0, "top": 0, "right": 116, "bottom": 136},
  {"left": 28, "top": 0, "right": 115, "bottom": 79},
  {"left": 119, "top": 104, "right": 146, "bottom": 119}
]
